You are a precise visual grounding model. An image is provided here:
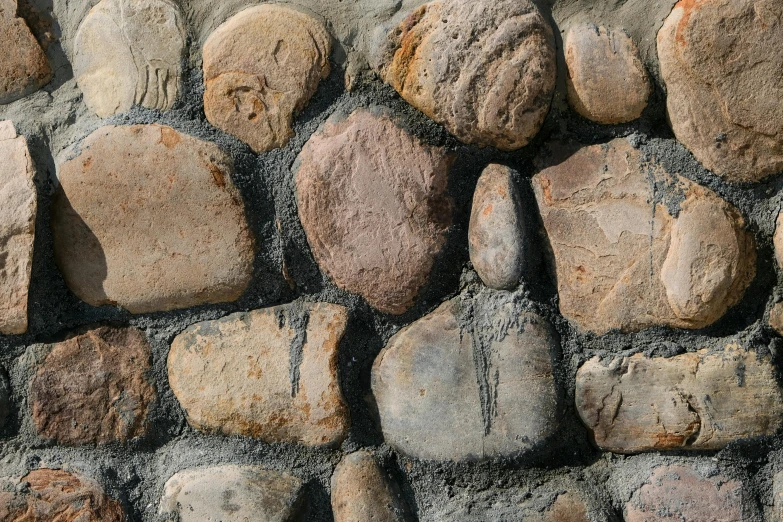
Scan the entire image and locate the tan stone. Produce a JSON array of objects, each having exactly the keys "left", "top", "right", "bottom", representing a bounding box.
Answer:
[
  {"left": 373, "top": 0, "right": 556, "bottom": 150},
  {"left": 0, "top": 121, "right": 36, "bottom": 335},
  {"left": 565, "top": 24, "right": 650, "bottom": 124},
  {"left": 73, "top": 0, "right": 187, "bottom": 117},
  {"left": 576, "top": 344, "right": 783, "bottom": 453},
  {"left": 295, "top": 108, "right": 452, "bottom": 315},
  {"left": 331, "top": 451, "right": 408, "bottom": 522},
  {"left": 0, "top": 0, "right": 51, "bottom": 104},
  {"left": 770, "top": 301, "right": 783, "bottom": 336},
  {"left": 203, "top": 4, "right": 331, "bottom": 153},
  {"left": 168, "top": 302, "right": 350, "bottom": 447},
  {"left": 774, "top": 210, "right": 783, "bottom": 268},
  {"left": 657, "top": 0, "right": 783, "bottom": 182},
  {"left": 51, "top": 124, "right": 255, "bottom": 314},
  {"left": 532, "top": 138, "right": 755, "bottom": 334},
  {"left": 30, "top": 326, "right": 155, "bottom": 445},
  {"left": 0, "top": 469, "right": 124, "bottom": 521}
]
